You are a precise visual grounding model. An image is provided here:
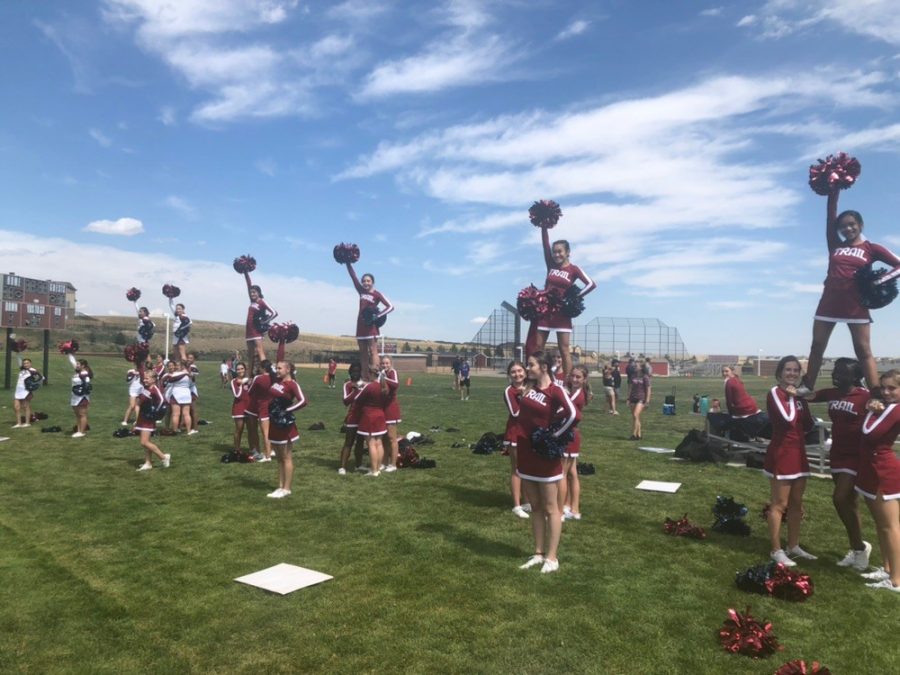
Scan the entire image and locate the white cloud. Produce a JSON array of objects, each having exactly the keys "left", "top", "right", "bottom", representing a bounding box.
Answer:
[
  {"left": 83, "top": 217, "right": 144, "bottom": 236},
  {"left": 470, "top": 316, "right": 488, "bottom": 324},
  {"left": 740, "top": 1, "right": 900, "bottom": 45},
  {"left": 158, "top": 106, "right": 176, "bottom": 126},
  {"left": 736, "top": 15, "right": 757, "bottom": 27},
  {"left": 700, "top": 7, "right": 724, "bottom": 18},
  {"left": 255, "top": 158, "right": 277, "bottom": 176},
  {"left": 164, "top": 195, "right": 198, "bottom": 219},
  {"left": 556, "top": 20, "right": 589, "bottom": 41},
  {"left": 707, "top": 300, "right": 755, "bottom": 309},
  {"left": 89, "top": 128, "right": 112, "bottom": 147}
]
